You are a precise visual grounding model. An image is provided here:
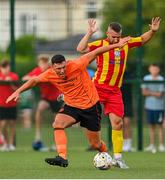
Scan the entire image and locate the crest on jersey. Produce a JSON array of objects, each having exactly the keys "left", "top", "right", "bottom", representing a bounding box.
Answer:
[{"left": 114, "top": 50, "right": 120, "bottom": 57}]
